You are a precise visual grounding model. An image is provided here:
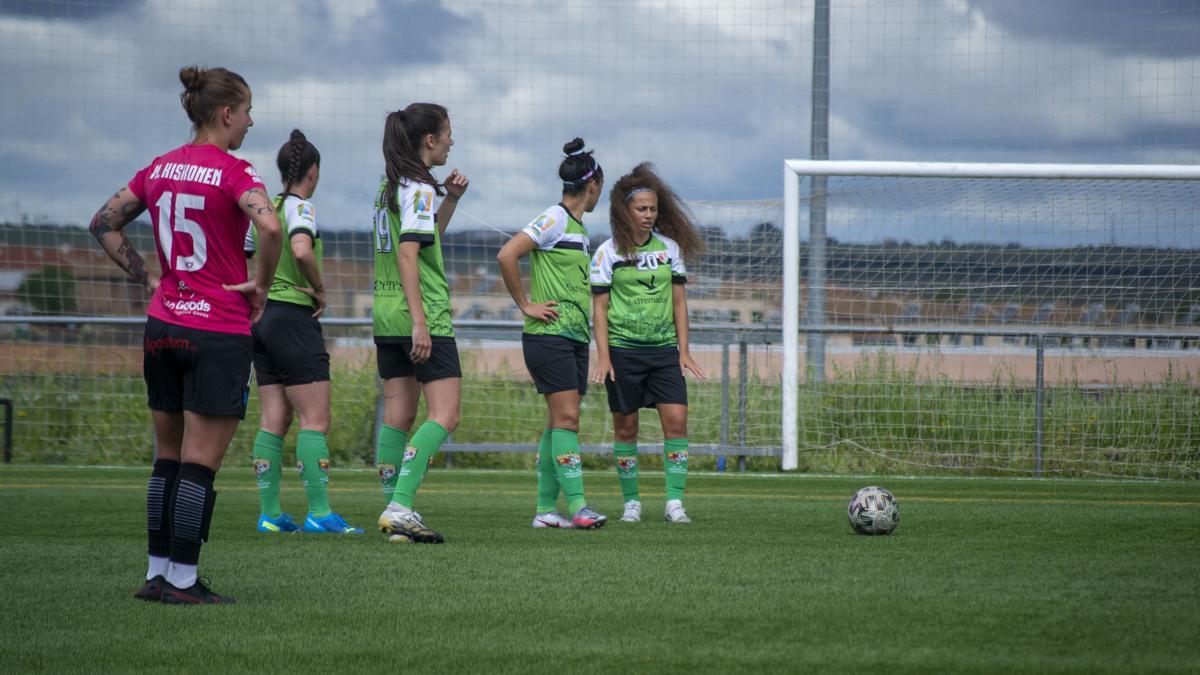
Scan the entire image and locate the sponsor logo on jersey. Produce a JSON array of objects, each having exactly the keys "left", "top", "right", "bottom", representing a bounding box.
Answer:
[
  {"left": 533, "top": 215, "right": 555, "bottom": 232},
  {"left": 616, "top": 456, "right": 638, "bottom": 471},
  {"left": 297, "top": 202, "right": 315, "bottom": 221},
  {"left": 414, "top": 191, "right": 432, "bottom": 214},
  {"left": 253, "top": 459, "right": 271, "bottom": 477},
  {"left": 636, "top": 274, "right": 661, "bottom": 295},
  {"left": 555, "top": 453, "right": 581, "bottom": 468},
  {"left": 245, "top": 165, "right": 262, "bottom": 182},
  {"left": 163, "top": 297, "right": 213, "bottom": 315},
  {"left": 378, "top": 463, "right": 396, "bottom": 482}
]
